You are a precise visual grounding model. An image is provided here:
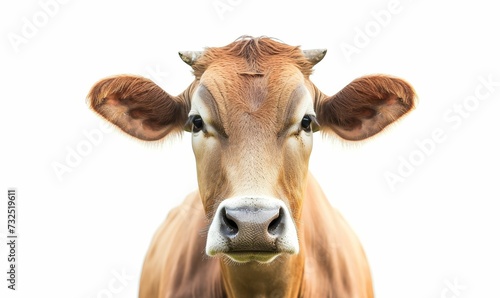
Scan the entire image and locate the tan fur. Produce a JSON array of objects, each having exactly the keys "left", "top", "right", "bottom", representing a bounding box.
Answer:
[
  {"left": 140, "top": 174, "right": 372, "bottom": 298},
  {"left": 86, "top": 37, "right": 416, "bottom": 298}
]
